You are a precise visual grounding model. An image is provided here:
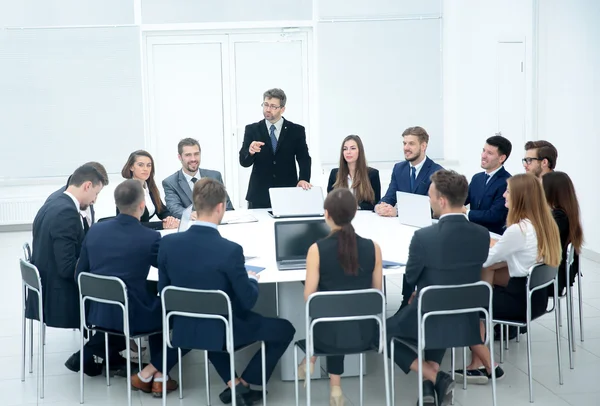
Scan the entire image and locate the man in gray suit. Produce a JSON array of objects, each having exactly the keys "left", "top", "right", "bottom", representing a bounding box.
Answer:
[
  {"left": 162, "top": 138, "right": 234, "bottom": 218},
  {"left": 386, "top": 170, "right": 490, "bottom": 406}
]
